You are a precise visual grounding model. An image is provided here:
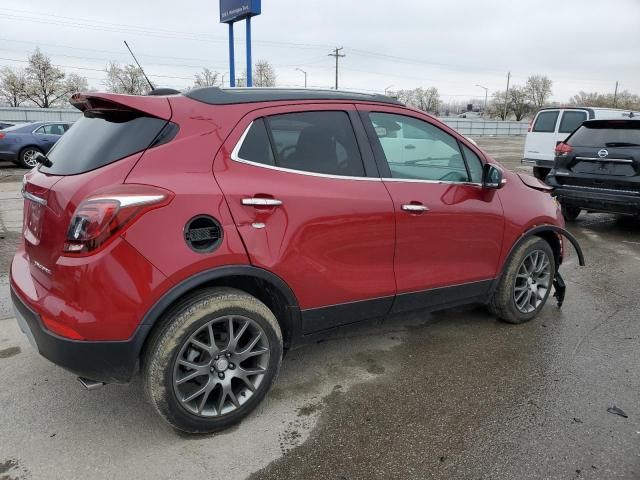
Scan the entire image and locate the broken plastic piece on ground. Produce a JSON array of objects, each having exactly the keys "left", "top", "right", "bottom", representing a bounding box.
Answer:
[
  {"left": 606, "top": 406, "right": 628, "bottom": 418},
  {"left": 553, "top": 271, "right": 566, "bottom": 308}
]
